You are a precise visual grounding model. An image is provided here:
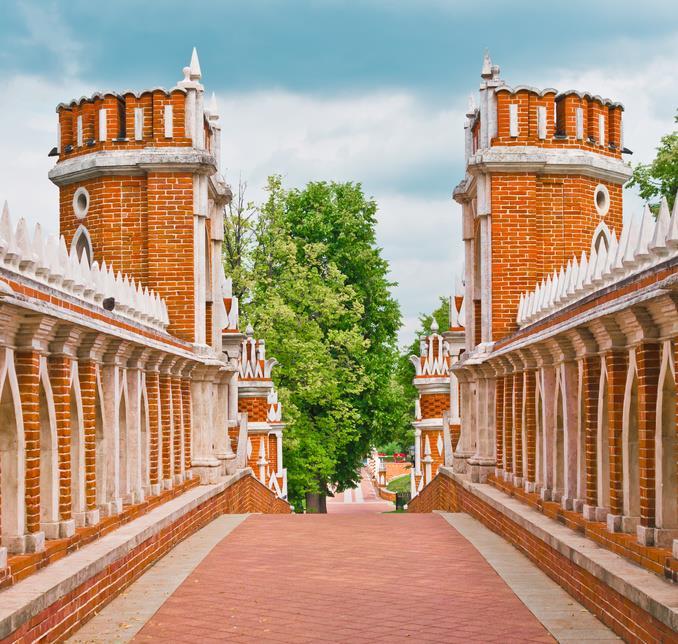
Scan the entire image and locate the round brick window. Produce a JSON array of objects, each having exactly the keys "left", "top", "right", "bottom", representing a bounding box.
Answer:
[
  {"left": 594, "top": 184, "right": 610, "bottom": 217},
  {"left": 72, "top": 187, "right": 90, "bottom": 220}
]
